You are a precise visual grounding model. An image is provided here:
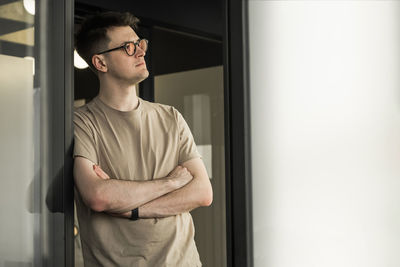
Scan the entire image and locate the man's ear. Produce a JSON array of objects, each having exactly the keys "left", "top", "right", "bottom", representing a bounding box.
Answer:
[{"left": 92, "top": 54, "right": 108, "bottom": 73}]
